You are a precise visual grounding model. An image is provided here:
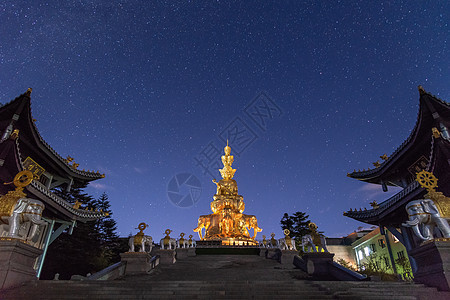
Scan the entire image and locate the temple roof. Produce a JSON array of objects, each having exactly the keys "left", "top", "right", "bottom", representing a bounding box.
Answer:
[
  {"left": 0, "top": 89, "right": 104, "bottom": 181},
  {"left": 344, "top": 133, "right": 450, "bottom": 225},
  {"left": 347, "top": 87, "right": 450, "bottom": 185}
]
